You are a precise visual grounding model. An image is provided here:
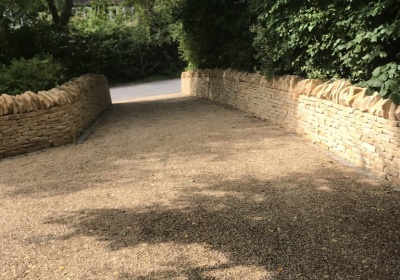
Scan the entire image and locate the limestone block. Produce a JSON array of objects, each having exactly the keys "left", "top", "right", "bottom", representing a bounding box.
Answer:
[
  {"left": 259, "top": 76, "right": 273, "bottom": 88},
  {"left": 273, "top": 76, "right": 283, "bottom": 91},
  {"left": 57, "top": 83, "right": 80, "bottom": 99},
  {"left": 370, "top": 99, "right": 392, "bottom": 119},
  {"left": 222, "top": 68, "right": 233, "bottom": 80},
  {"left": 338, "top": 84, "right": 355, "bottom": 106},
  {"left": 238, "top": 72, "right": 249, "bottom": 82},
  {"left": 385, "top": 166, "right": 399, "bottom": 178},
  {"left": 330, "top": 80, "right": 352, "bottom": 105},
  {"left": 70, "top": 76, "right": 84, "bottom": 84},
  {"left": 0, "top": 95, "right": 9, "bottom": 115},
  {"left": 14, "top": 95, "right": 27, "bottom": 113},
  {"left": 293, "top": 79, "right": 307, "bottom": 95},
  {"left": 51, "top": 90, "right": 69, "bottom": 105},
  {"left": 294, "top": 79, "right": 324, "bottom": 96},
  {"left": 37, "top": 91, "right": 54, "bottom": 108},
  {"left": 358, "top": 92, "right": 381, "bottom": 112},
  {"left": 346, "top": 87, "right": 366, "bottom": 108},
  {"left": 43, "top": 89, "right": 64, "bottom": 105},
  {"left": 24, "top": 92, "right": 41, "bottom": 110},
  {"left": 19, "top": 92, "right": 35, "bottom": 112},
  {"left": 249, "top": 73, "right": 262, "bottom": 85},
  {"left": 270, "top": 76, "right": 281, "bottom": 90},
  {"left": 338, "top": 88, "right": 350, "bottom": 106},
  {"left": 368, "top": 99, "right": 382, "bottom": 116},
  {"left": 235, "top": 70, "right": 244, "bottom": 82},
  {"left": 288, "top": 76, "right": 301, "bottom": 93},
  {"left": 387, "top": 102, "right": 398, "bottom": 121},
  {"left": 27, "top": 91, "right": 47, "bottom": 110},
  {"left": 314, "top": 81, "right": 332, "bottom": 99},
  {"left": 213, "top": 69, "right": 221, "bottom": 78},
  {"left": 276, "top": 75, "right": 293, "bottom": 92},
  {"left": 395, "top": 105, "right": 400, "bottom": 121},
  {"left": 2, "top": 94, "right": 18, "bottom": 114},
  {"left": 367, "top": 92, "right": 382, "bottom": 110}
]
